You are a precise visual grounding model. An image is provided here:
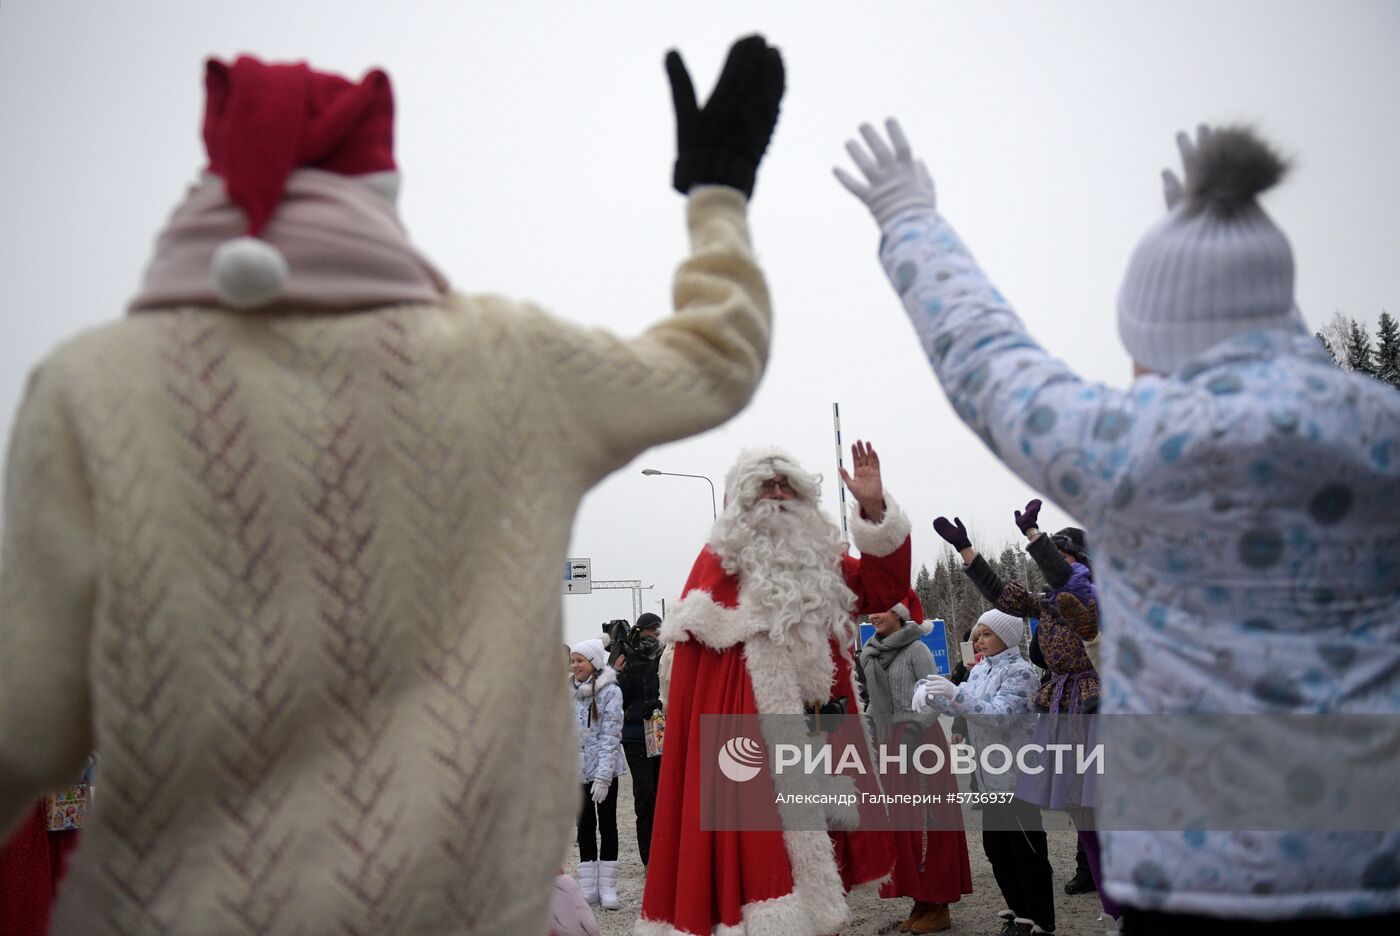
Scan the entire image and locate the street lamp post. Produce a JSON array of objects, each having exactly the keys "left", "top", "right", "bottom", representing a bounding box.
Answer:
[{"left": 641, "top": 468, "right": 717, "bottom": 521}]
